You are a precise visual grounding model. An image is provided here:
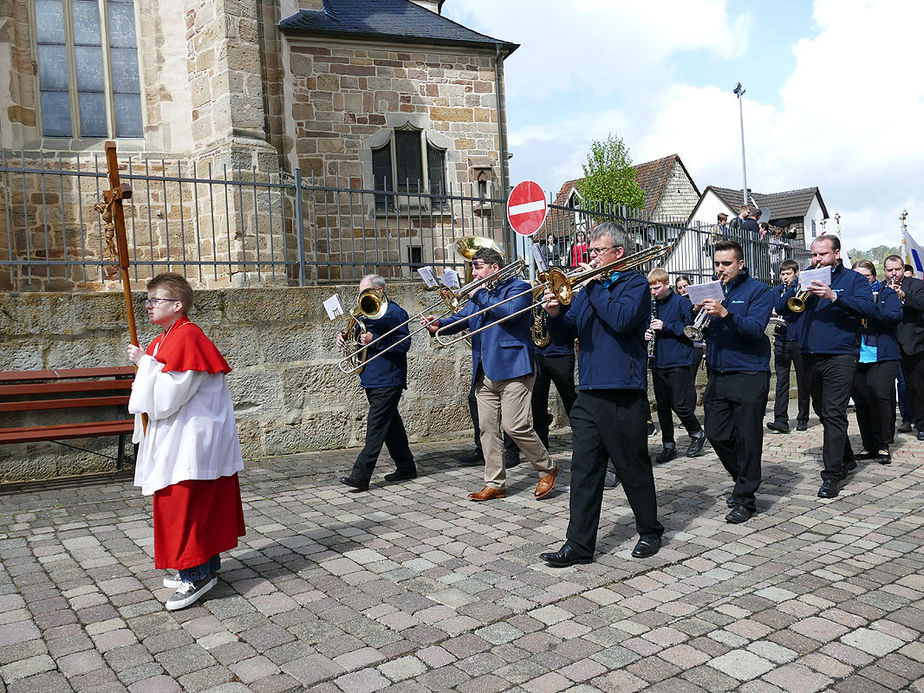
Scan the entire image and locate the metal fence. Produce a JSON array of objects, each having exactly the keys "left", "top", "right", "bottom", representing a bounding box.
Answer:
[{"left": 0, "top": 150, "right": 809, "bottom": 291}]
